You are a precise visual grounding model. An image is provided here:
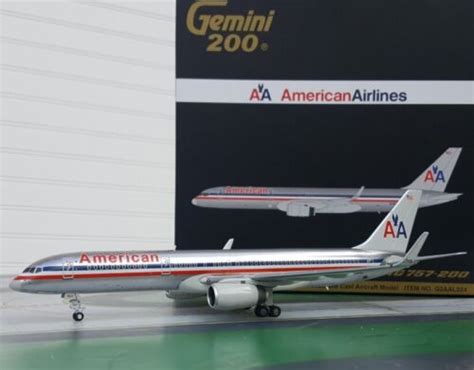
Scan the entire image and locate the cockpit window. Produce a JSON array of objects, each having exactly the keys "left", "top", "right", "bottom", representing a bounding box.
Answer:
[
  {"left": 34, "top": 267, "right": 42, "bottom": 273},
  {"left": 23, "top": 267, "right": 35, "bottom": 273},
  {"left": 203, "top": 187, "right": 223, "bottom": 195}
]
